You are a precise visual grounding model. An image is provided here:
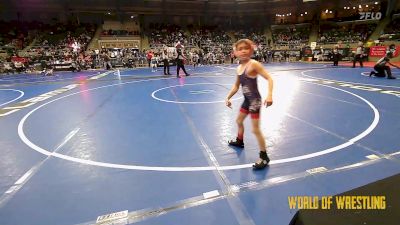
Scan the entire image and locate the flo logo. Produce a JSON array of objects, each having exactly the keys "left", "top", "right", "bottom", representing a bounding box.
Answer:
[{"left": 359, "top": 12, "right": 382, "bottom": 20}]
